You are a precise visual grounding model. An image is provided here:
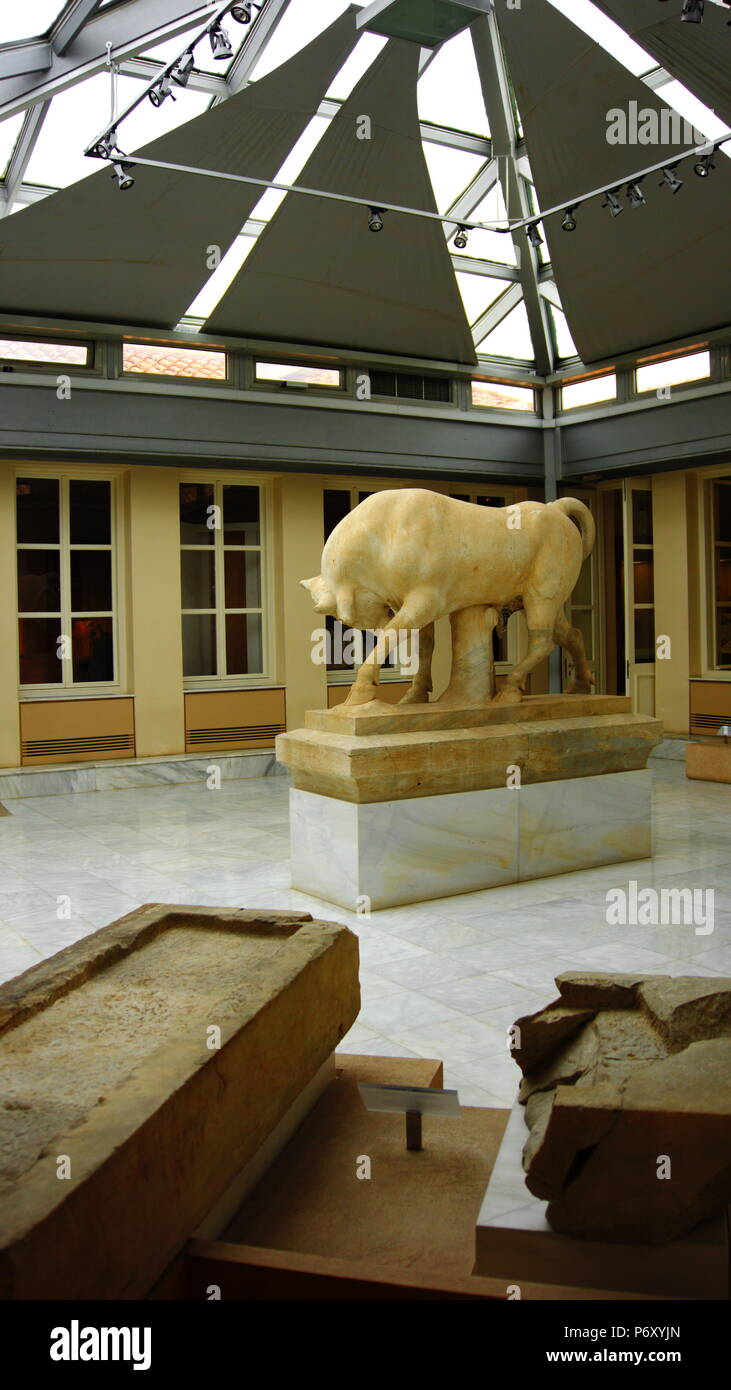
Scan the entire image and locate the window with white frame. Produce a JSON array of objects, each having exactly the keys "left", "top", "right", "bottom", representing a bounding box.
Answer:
[
  {"left": 180, "top": 480, "right": 266, "bottom": 682},
  {"left": 16, "top": 474, "right": 117, "bottom": 689},
  {"left": 709, "top": 477, "right": 731, "bottom": 670}
]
